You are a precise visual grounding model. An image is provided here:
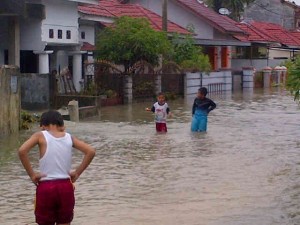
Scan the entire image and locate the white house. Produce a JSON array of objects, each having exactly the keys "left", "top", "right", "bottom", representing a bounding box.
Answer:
[
  {"left": 0, "top": 0, "right": 98, "bottom": 92},
  {"left": 126, "top": 0, "right": 251, "bottom": 93}
]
